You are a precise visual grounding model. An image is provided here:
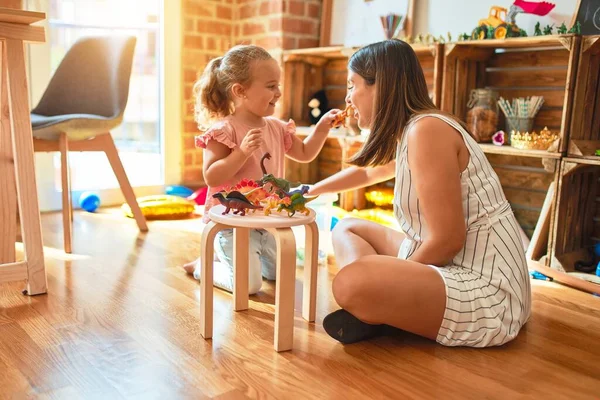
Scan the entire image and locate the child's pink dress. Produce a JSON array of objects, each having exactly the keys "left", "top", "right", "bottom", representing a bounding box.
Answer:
[{"left": 195, "top": 115, "right": 296, "bottom": 223}]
